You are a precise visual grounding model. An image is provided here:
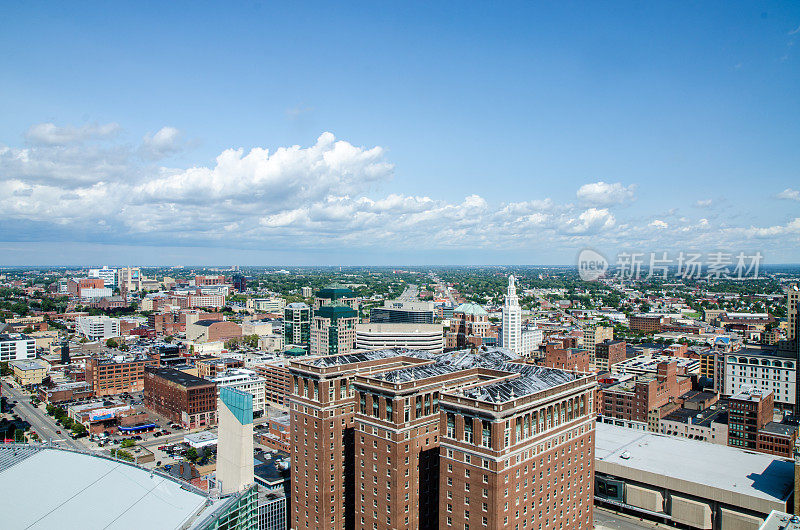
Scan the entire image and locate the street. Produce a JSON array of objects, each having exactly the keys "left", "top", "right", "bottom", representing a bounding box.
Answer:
[
  {"left": 1, "top": 379, "right": 84, "bottom": 450},
  {"left": 594, "top": 507, "right": 664, "bottom": 530},
  {"left": 397, "top": 284, "right": 419, "bottom": 301}
]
